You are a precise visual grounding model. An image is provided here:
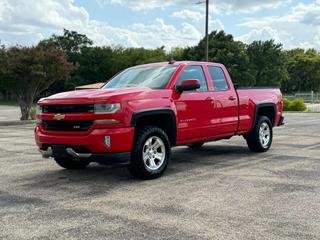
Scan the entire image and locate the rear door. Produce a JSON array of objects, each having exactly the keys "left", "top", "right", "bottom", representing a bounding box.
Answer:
[
  {"left": 206, "top": 65, "right": 239, "bottom": 135},
  {"left": 173, "top": 65, "right": 216, "bottom": 141}
]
